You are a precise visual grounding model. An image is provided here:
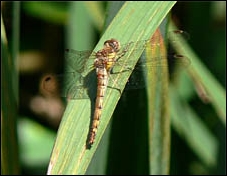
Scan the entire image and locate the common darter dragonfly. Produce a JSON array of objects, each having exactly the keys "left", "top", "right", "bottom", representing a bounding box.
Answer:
[{"left": 43, "top": 30, "right": 190, "bottom": 147}]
